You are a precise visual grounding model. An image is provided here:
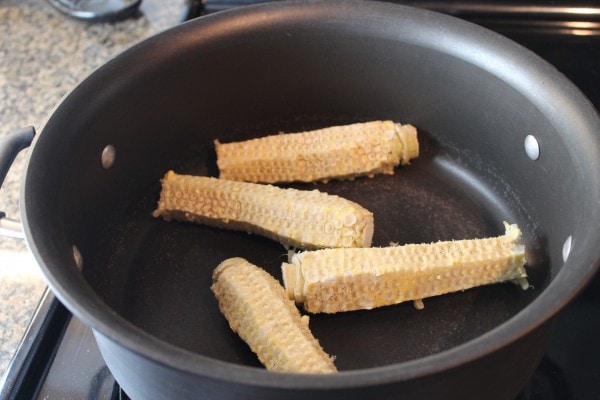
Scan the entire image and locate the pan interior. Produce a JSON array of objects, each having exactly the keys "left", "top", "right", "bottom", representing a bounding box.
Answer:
[{"left": 85, "top": 128, "right": 545, "bottom": 370}]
